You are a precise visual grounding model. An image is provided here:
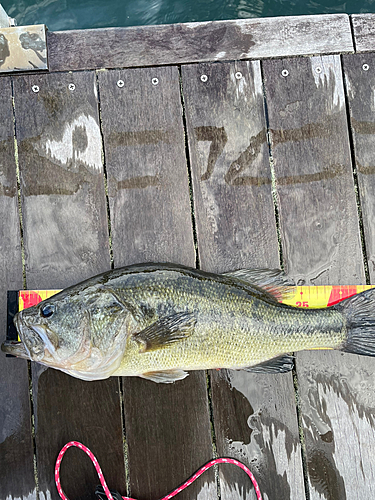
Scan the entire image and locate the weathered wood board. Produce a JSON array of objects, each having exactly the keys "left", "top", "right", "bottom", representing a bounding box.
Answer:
[
  {"left": 0, "top": 77, "right": 36, "bottom": 500},
  {"left": 47, "top": 14, "right": 353, "bottom": 73},
  {"left": 12, "top": 71, "right": 126, "bottom": 500},
  {"left": 181, "top": 60, "right": 279, "bottom": 272},
  {"left": 181, "top": 60, "right": 305, "bottom": 499},
  {"left": 13, "top": 71, "right": 110, "bottom": 288},
  {"left": 263, "top": 55, "right": 363, "bottom": 286},
  {"left": 343, "top": 53, "right": 375, "bottom": 282},
  {"left": 263, "top": 54, "right": 374, "bottom": 499},
  {"left": 351, "top": 14, "right": 375, "bottom": 53},
  {"left": 296, "top": 350, "right": 375, "bottom": 499},
  {"left": 98, "top": 66, "right": 214, "bottom": 499},
  {"left": 97, "top": 66, "right": 194, "bottom": 267}
]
